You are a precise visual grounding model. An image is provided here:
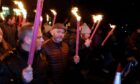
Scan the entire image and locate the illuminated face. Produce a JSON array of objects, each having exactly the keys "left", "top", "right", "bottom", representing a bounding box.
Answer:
[
  {"left": 51, "top": 29, "right": 65, "bottom": 43},
  {"left": 0, "top": 28, "right": 3, "bottom": 43},
  {"left": 23, "top": 29, "right": 44, "bottom": 51}
]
